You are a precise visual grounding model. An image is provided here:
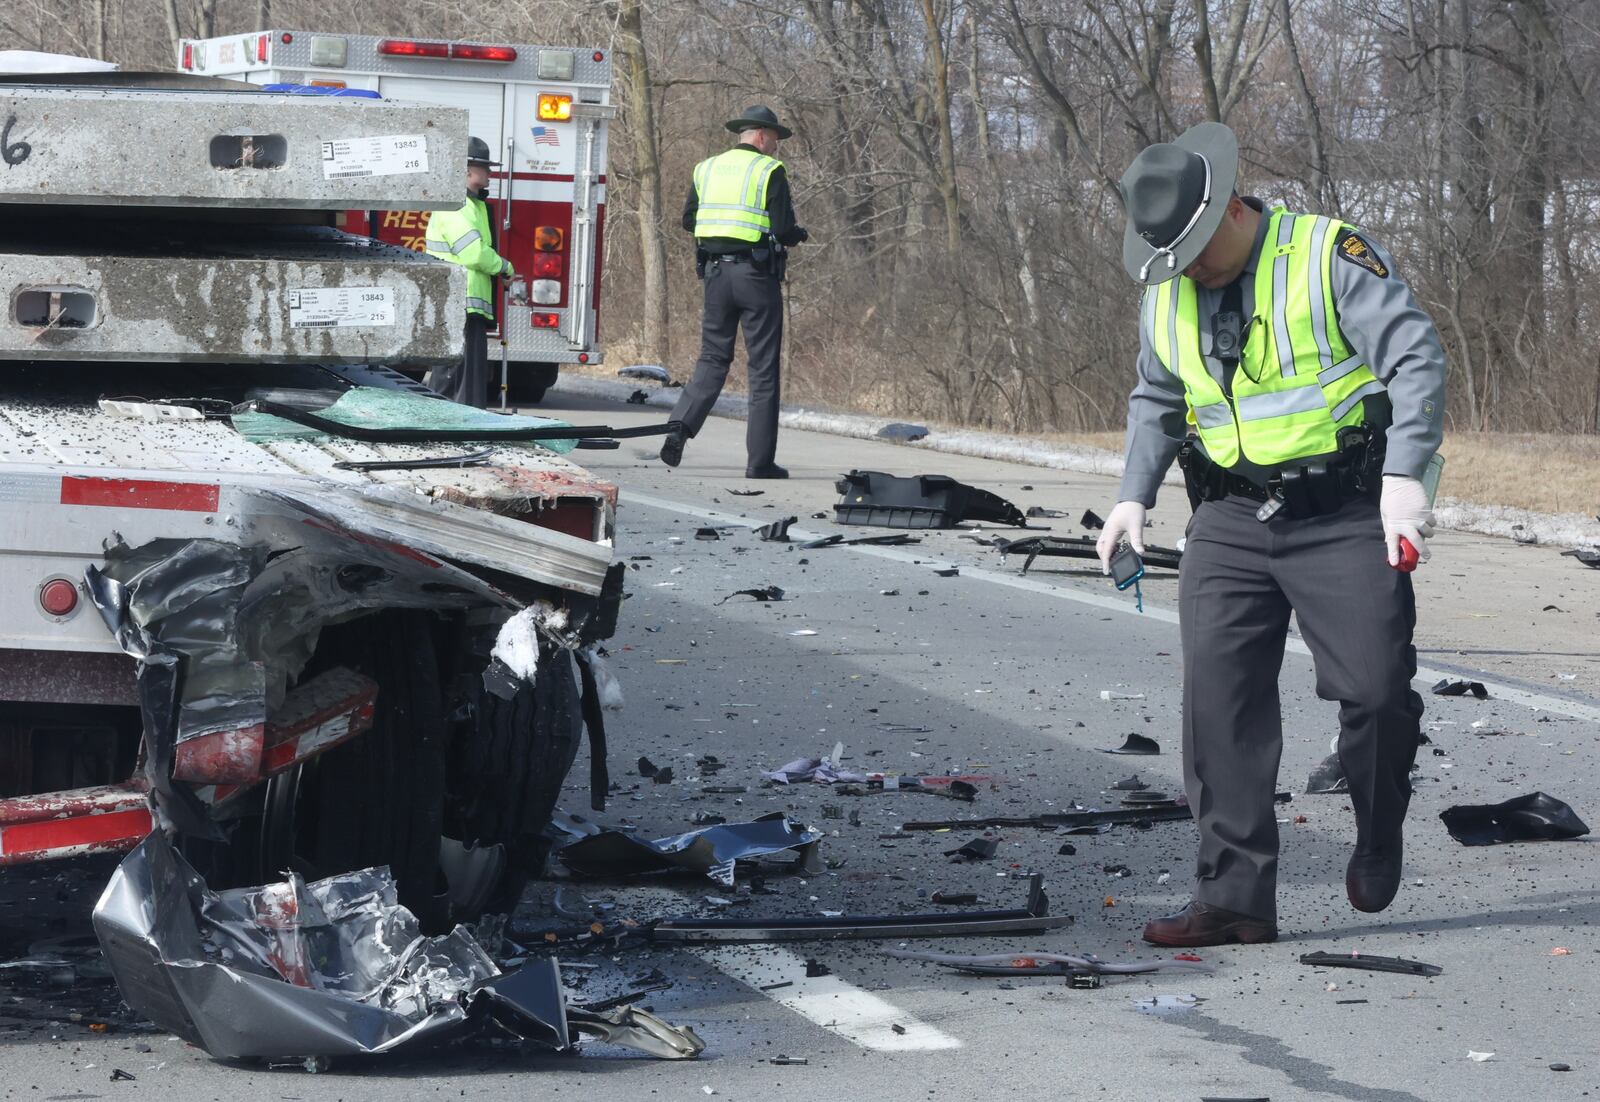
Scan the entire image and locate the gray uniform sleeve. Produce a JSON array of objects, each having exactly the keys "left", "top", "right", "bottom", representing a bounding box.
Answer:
[
  {"left": 1330, "top": 231, "right": 1446, "bottom": 480},
  {"left": 1117, "top": 292, "right": 1189, "bottom": 507}
]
